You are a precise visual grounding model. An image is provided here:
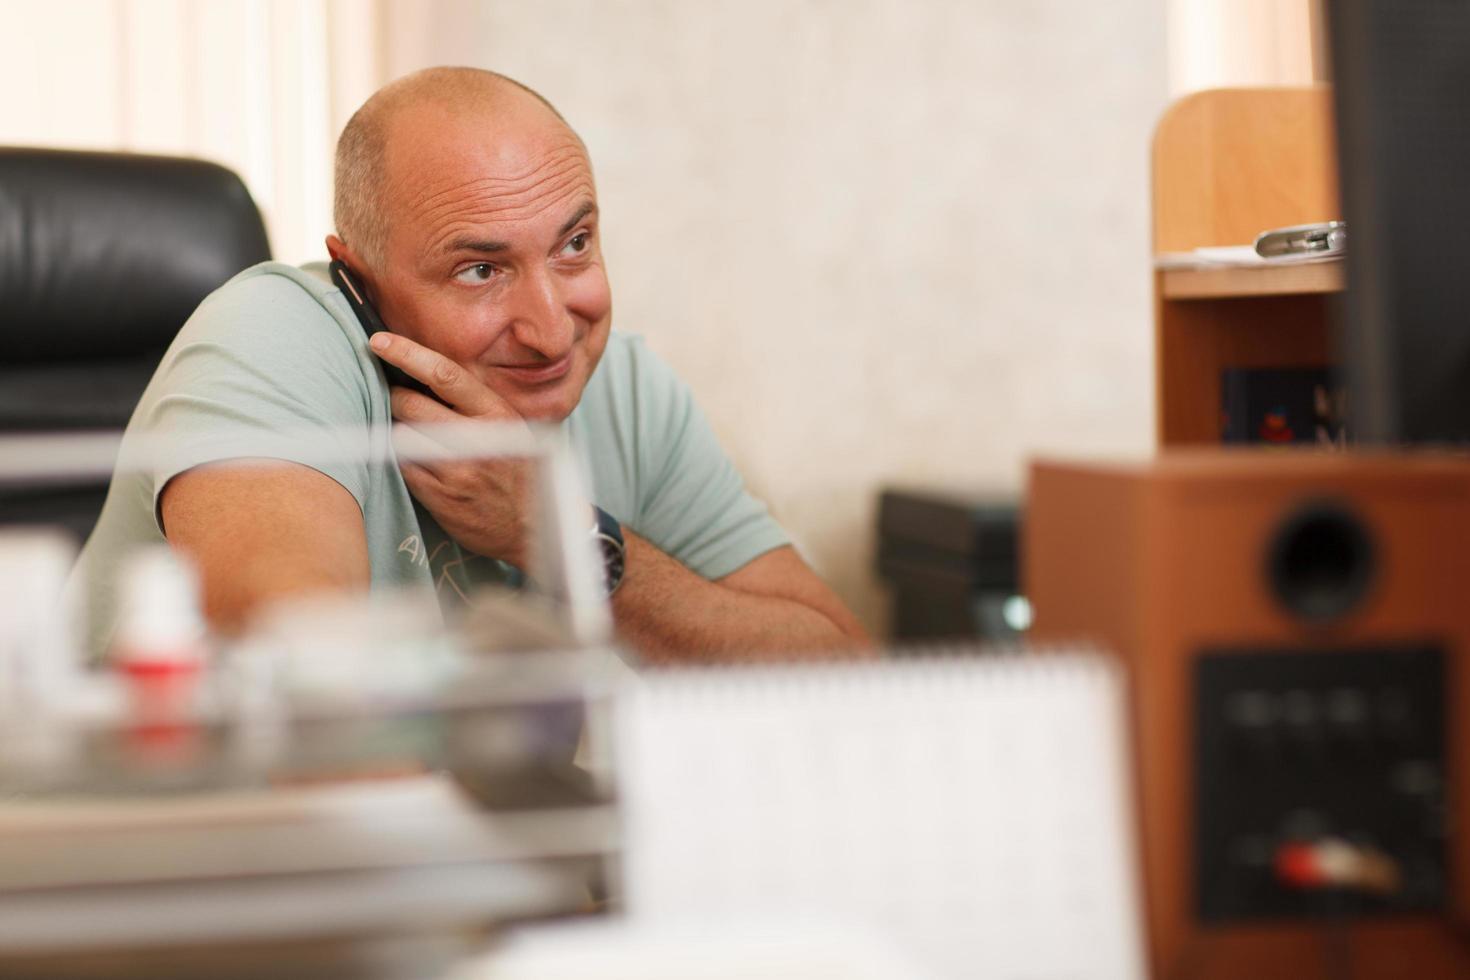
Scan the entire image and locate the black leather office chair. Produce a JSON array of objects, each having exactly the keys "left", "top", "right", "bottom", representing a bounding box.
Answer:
[{"left": 0, "top": 148, "right": 272, "bottom": 541}]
